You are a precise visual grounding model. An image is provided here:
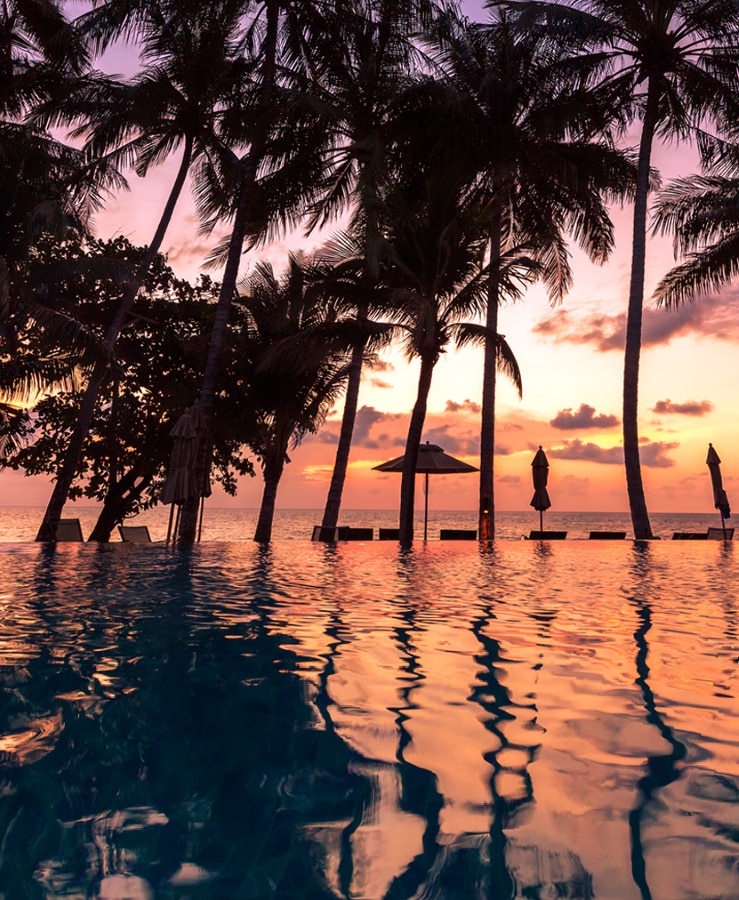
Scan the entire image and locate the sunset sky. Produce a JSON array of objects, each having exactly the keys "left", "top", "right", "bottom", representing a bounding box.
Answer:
[{"left": 4, "top": 0, "right": 738, "bottom": 514}]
